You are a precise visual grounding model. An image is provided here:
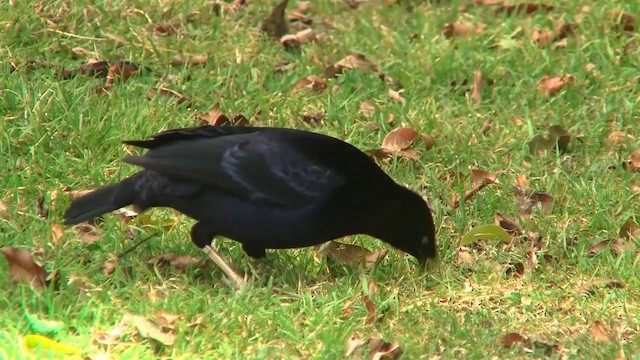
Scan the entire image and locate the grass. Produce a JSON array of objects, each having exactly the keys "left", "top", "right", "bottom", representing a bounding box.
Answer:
[{"left": 1, "top": 0, "right": 640, "bottom": 358}]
